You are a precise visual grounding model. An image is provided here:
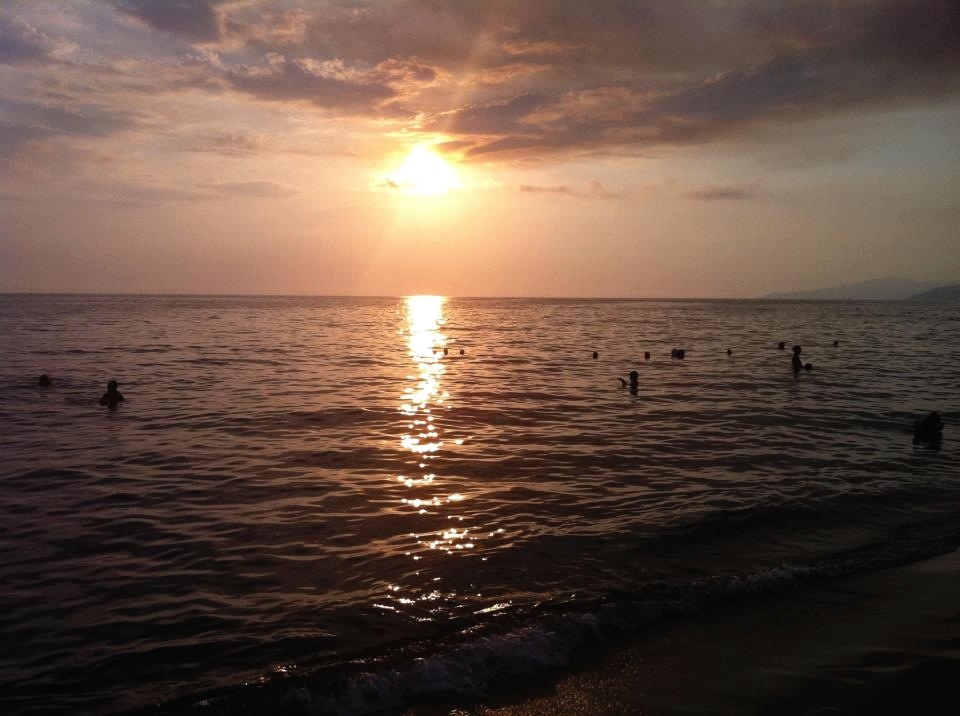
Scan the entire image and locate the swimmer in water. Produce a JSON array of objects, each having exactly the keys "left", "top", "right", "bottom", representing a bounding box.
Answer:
[
  {"left": 592, "top": 351, "right": 599, "bottom": 359},
  {"left": 99, "top": 380, "right": 125, "bottom": 409},
  {"left": 727, "top": 349, "right": 732, "bottom": 356},
  {"left": 913, "top": 411, "right": 944, "bottom": 444},
  {"left": 644, "top": 352, "right": 650, "bottom": 360},
  {"left": 38, "top": 374, "right": 51, "bottom": 386},
  {"left": 791, "top": 345, "right": 803, "bottom": 374},
  {"left": 617, "top": 370, "right": 640, "bottom": 394},
  {"left": 778, "top": 341, "right": 786, "bottom": 350}
]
